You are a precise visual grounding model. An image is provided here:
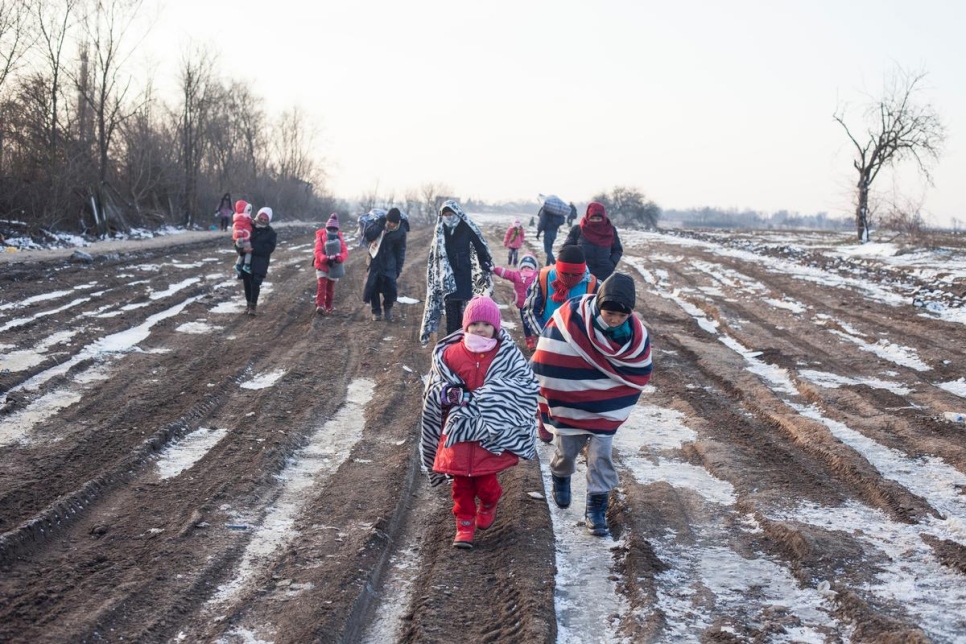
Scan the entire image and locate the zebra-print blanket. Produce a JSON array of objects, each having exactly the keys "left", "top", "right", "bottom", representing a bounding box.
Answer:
[
  {"left": 418, "top": 200, "right": 493, "bottom": 346},
  {"left": 420, "top": 327, "right": 538, "bottom": 486}
]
